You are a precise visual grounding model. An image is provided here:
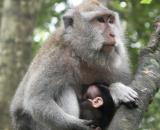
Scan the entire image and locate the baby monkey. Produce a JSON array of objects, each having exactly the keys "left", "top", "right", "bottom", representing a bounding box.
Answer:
[{"left": 80, "top": 84, "right": 115, "bottom": 130}]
